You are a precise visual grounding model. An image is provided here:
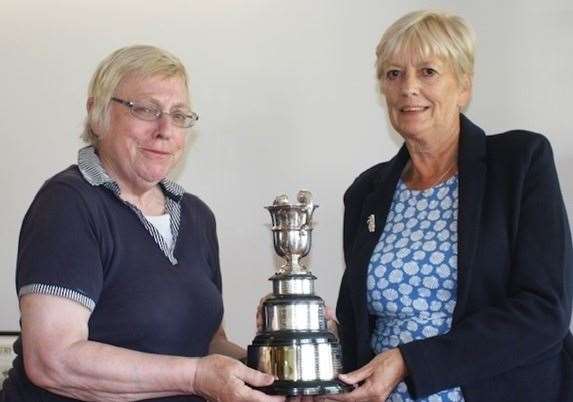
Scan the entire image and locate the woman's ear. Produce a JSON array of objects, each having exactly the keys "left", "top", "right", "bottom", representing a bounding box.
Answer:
[
  {"left": 86, "top": 97, "right": 101, "bottom": 138},
  {"left": 462, "top": 75, "right": 472, "bottom": 92},
  {"left": 86, "top": 97, "right": 94, "bottom": 113},
  {"left": 458, "top": 75, "right": 473, "bottom": 110}
]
